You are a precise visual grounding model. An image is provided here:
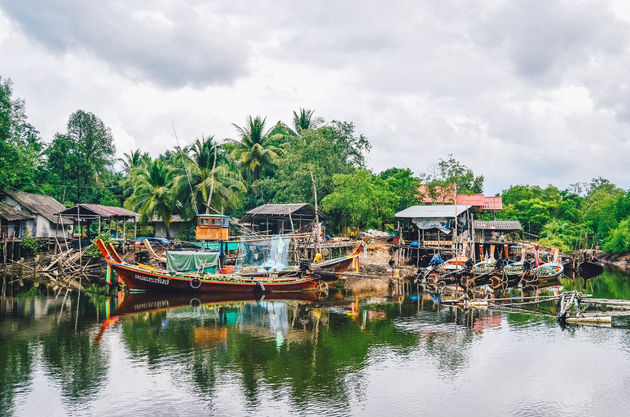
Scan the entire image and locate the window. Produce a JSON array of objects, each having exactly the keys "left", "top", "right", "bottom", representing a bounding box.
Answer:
[
  {"left": 200, "top": 217, "right": 210, "bottom": 225},
  {"left": 211, "top": 218, "right": 221, "bottom": 226}
]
